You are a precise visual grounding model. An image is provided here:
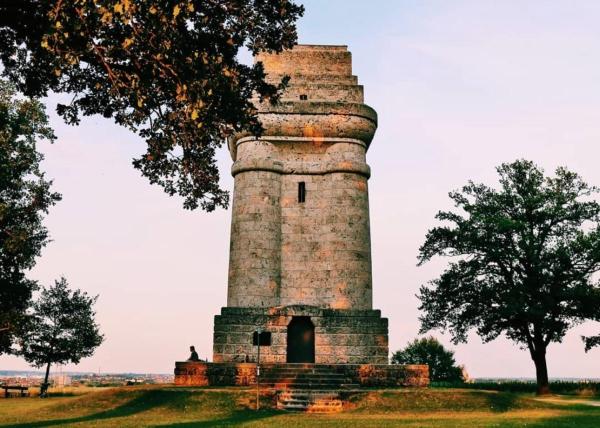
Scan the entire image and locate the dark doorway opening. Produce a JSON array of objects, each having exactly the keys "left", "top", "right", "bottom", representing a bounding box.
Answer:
[{"left": 286, "top": 316, "right": 315, "bottom": 363}]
